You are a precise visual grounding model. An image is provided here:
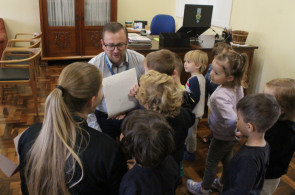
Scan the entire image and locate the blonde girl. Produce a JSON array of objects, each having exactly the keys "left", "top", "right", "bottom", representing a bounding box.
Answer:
[
  {"left": 187, "top": 51, "right": 248, "bottom": 194},
  {"left": 18, "top": 62, "right": 127, "bottom": 195}
]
